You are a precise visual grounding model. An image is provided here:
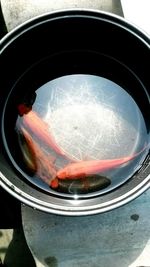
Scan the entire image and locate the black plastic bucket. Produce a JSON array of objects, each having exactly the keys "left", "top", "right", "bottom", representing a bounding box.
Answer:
[{"left": 0, "top": 9, "right": 149, "bottom": 215}]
